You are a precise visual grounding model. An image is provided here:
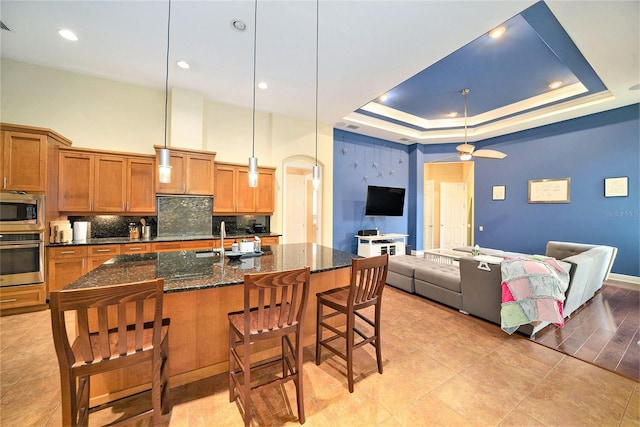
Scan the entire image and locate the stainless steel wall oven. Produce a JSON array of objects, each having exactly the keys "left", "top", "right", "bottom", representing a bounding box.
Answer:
[{"left": 0, "top": 192, "right": 46, "bottom": 287}]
